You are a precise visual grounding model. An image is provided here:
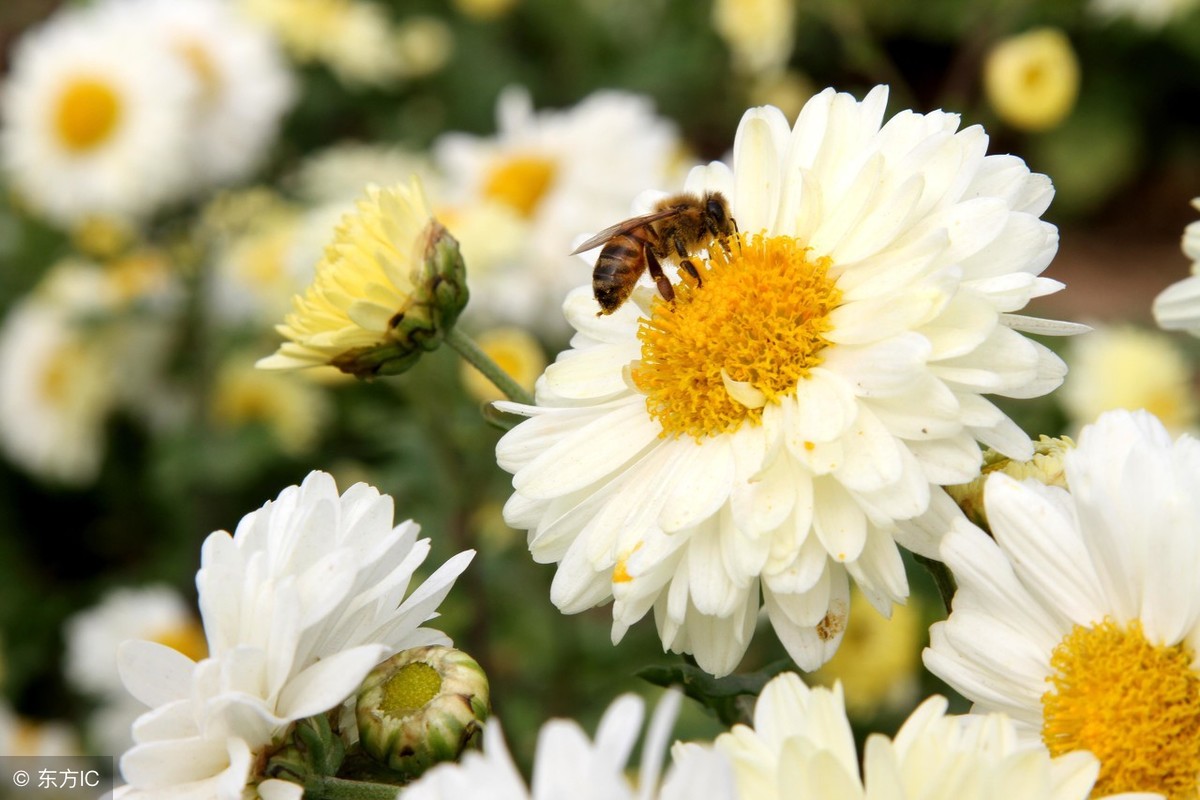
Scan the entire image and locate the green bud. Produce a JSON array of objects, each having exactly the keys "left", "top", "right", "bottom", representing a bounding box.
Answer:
[{"left": 355, "top": 645, "right": 490, "bottom": 779}]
